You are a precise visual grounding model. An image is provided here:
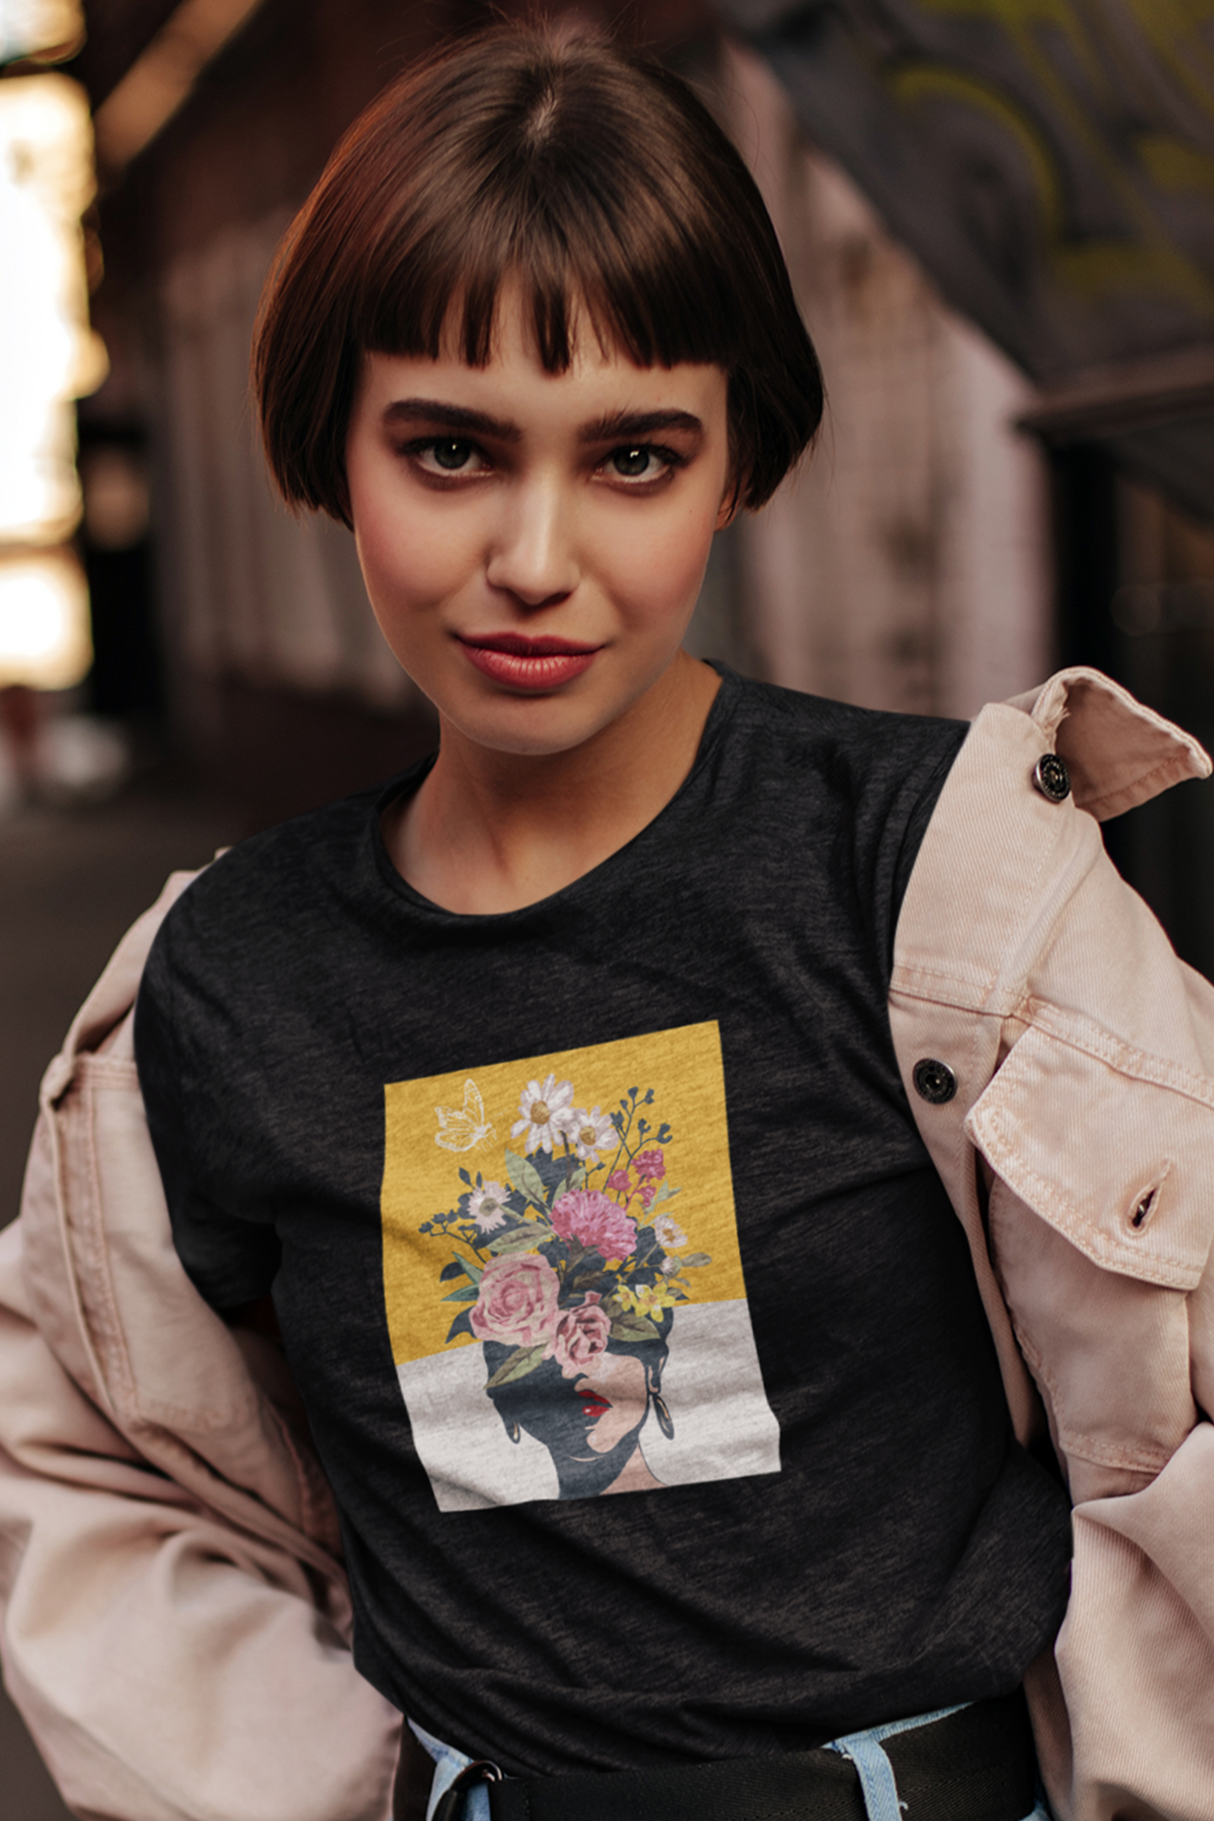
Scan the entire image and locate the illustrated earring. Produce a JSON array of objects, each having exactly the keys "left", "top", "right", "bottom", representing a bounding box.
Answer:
[
  {"left": 505, "top": 1418, "right": 521, "bottom": 1444},
  {"left": 651, "top": 1392, "right": 674, "bottom": 1440}
]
